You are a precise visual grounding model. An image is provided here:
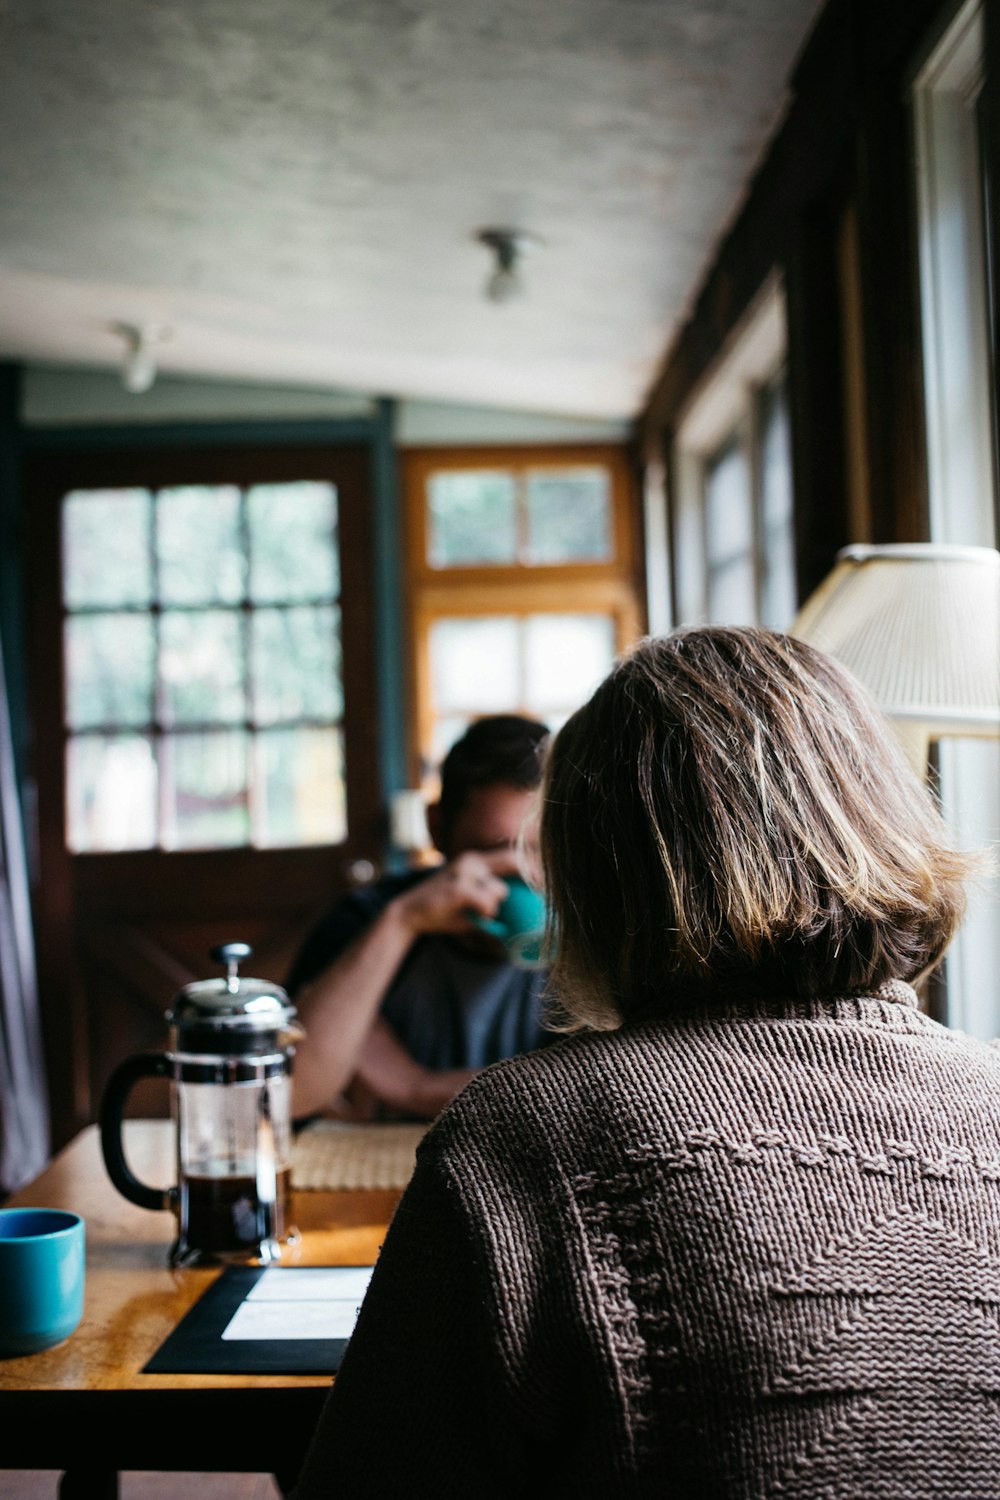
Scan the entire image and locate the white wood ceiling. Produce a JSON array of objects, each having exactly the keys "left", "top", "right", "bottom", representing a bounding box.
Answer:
[{"left": 0, "top": 0, "right": 824, "bottom": 418}]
